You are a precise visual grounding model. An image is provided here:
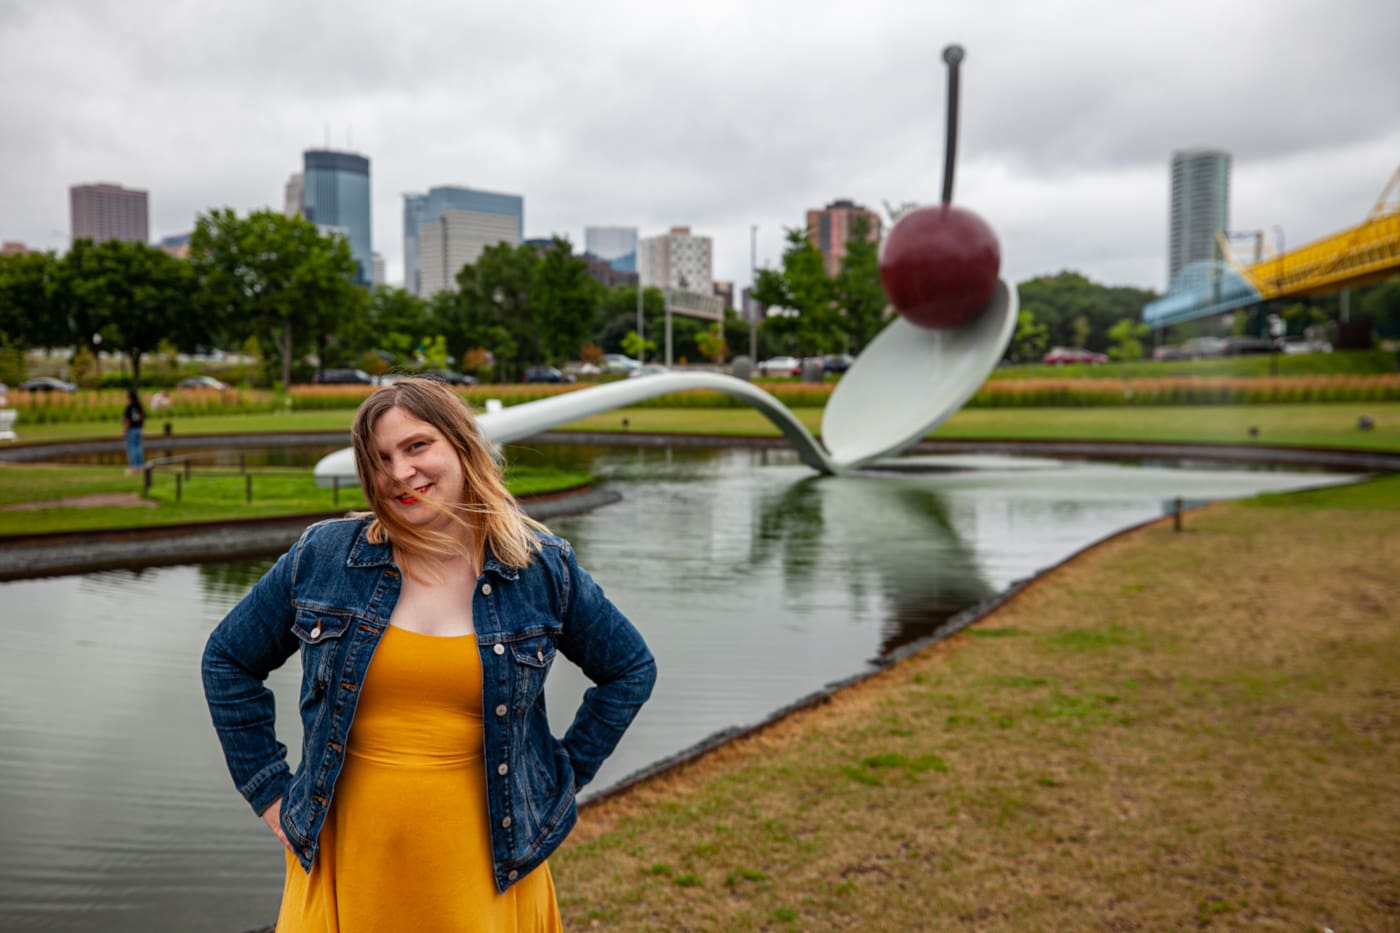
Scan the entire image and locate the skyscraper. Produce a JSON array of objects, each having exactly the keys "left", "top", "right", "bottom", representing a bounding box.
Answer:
[
  {"left": 69, "top": 183, "right": 149, "bottom": 244},
  {"left": 1168, "top": 148, "right": 1231, "bottom": 285},
  {"left": 584, "top": 226, "right": 638, "bottom": 273},
  {"left": 403, "top": 186, "right": 524, "bottom": 296},
  {"left": 302, "top": 149, "right": 372, "bottom": 285},
  {"left": 806, "top": 199, "right": 882, "bottom": 278},
  {"left": 638, "top": 226, "right": 713, "bottom": 293},
  {"left": 418, "top": 207, "right": 523, "bottom": 297}
]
